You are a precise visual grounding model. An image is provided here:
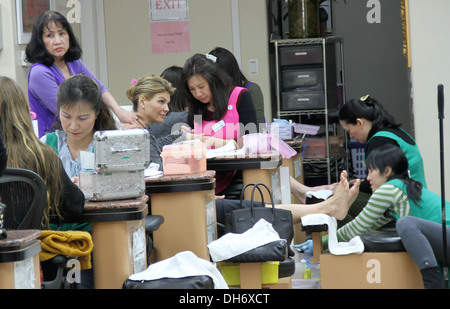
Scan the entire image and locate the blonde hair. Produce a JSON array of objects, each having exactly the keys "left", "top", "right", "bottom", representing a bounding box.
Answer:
[
  {"left": 0, "top": 76, "right": 64, "bottom": 228},
  {"left": 126, "top": 75, "right": 175, "bottom": 112}
]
